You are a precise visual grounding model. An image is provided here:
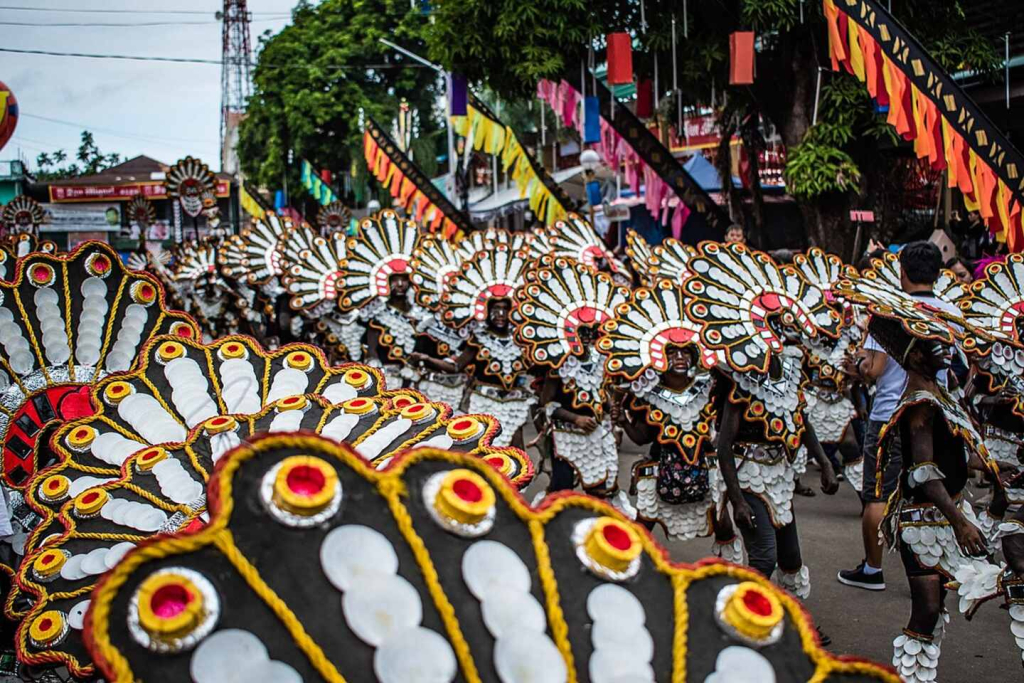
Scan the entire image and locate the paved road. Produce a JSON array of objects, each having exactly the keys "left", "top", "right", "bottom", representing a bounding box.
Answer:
[{"left": 521, "top": 434, "right": 1020, "bottom": 680}]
